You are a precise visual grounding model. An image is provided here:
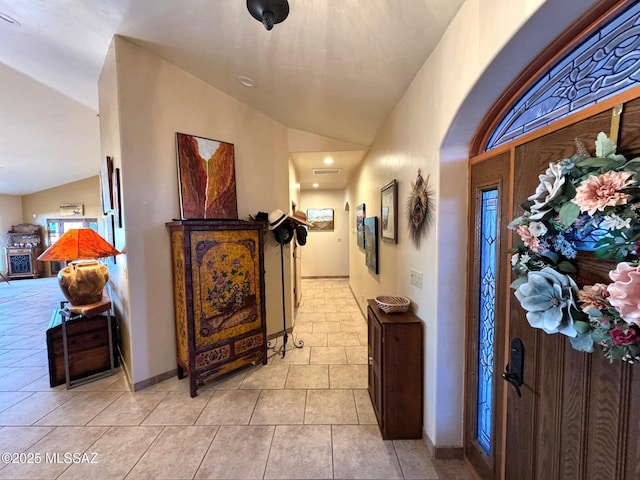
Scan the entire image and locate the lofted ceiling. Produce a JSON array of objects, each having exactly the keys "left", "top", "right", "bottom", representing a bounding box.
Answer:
[{"left": 0, "top": 0, "right": 465, "bottom": 195}]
